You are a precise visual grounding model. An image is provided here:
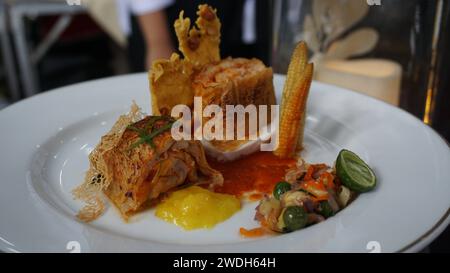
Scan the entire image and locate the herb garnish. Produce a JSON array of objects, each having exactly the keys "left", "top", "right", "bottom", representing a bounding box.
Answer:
[{"left": 127, "top": 116, "right": 175, "bottom": 151}]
